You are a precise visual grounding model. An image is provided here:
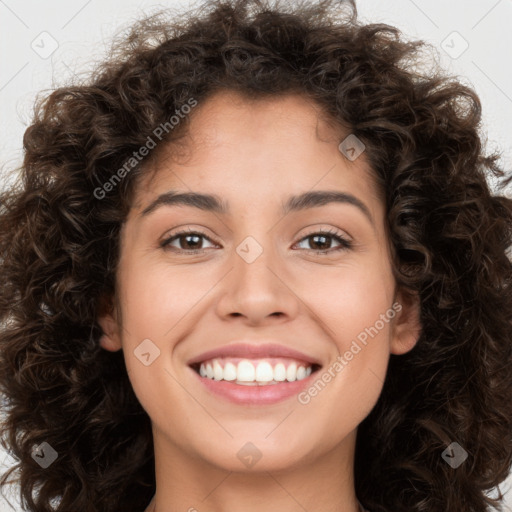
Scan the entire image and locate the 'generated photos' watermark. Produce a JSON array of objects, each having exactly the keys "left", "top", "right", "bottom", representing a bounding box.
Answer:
[{"left": 94, "top": 97, "right": 198, "bottom": 200}]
